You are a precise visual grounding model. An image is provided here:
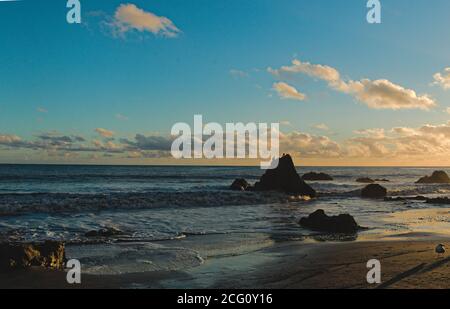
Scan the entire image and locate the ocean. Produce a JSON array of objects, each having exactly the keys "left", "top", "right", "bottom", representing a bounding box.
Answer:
[{"left": 1, "top": 165, "right": 449, "bottom": 276}]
